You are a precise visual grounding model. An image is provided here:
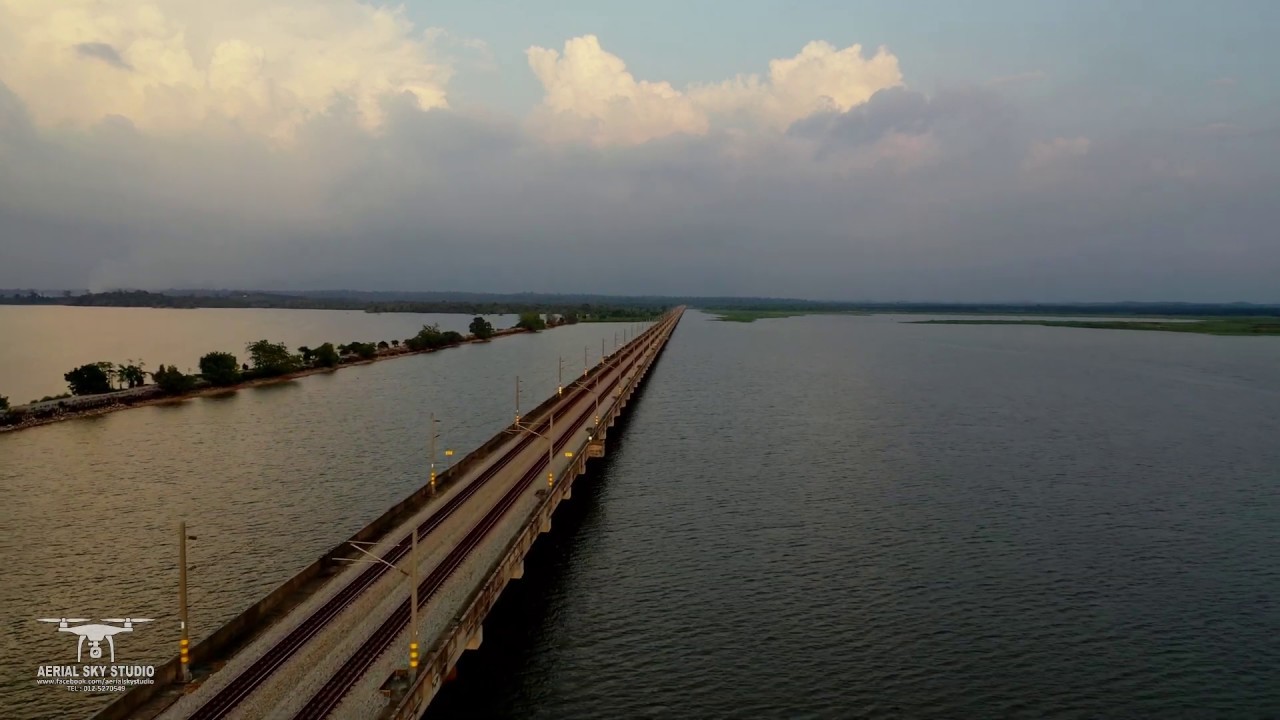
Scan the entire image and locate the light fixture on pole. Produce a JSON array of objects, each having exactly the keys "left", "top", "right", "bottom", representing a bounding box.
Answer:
[{"left": 177, "top": 521, "right": 197, "bottom": 683}]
